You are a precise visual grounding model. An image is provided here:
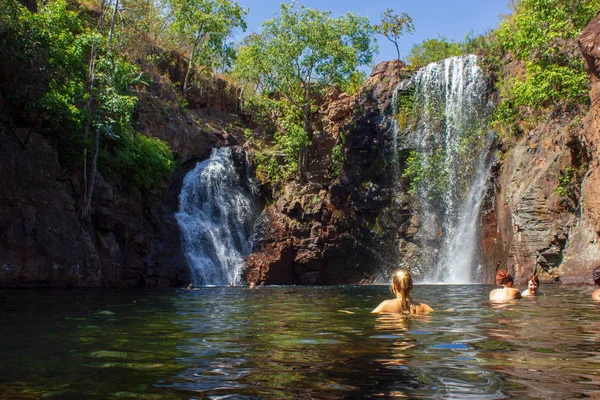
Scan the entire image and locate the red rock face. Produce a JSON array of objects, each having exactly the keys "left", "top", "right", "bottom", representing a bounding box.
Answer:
[
  {"left": 0, "top": 45, "right": 246, "bottom": 288},
  {"left": 245, "top": 61, "right": 412, "bottom": 285},
  {"left": 480, "top": 13, "right": 600, "bottom": 284},
  {"left": 560, "top": 13, "right": 600, "bottom": 283},
  {"left": 244, "top": 182, "right": 371, "bottom": 285}
]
